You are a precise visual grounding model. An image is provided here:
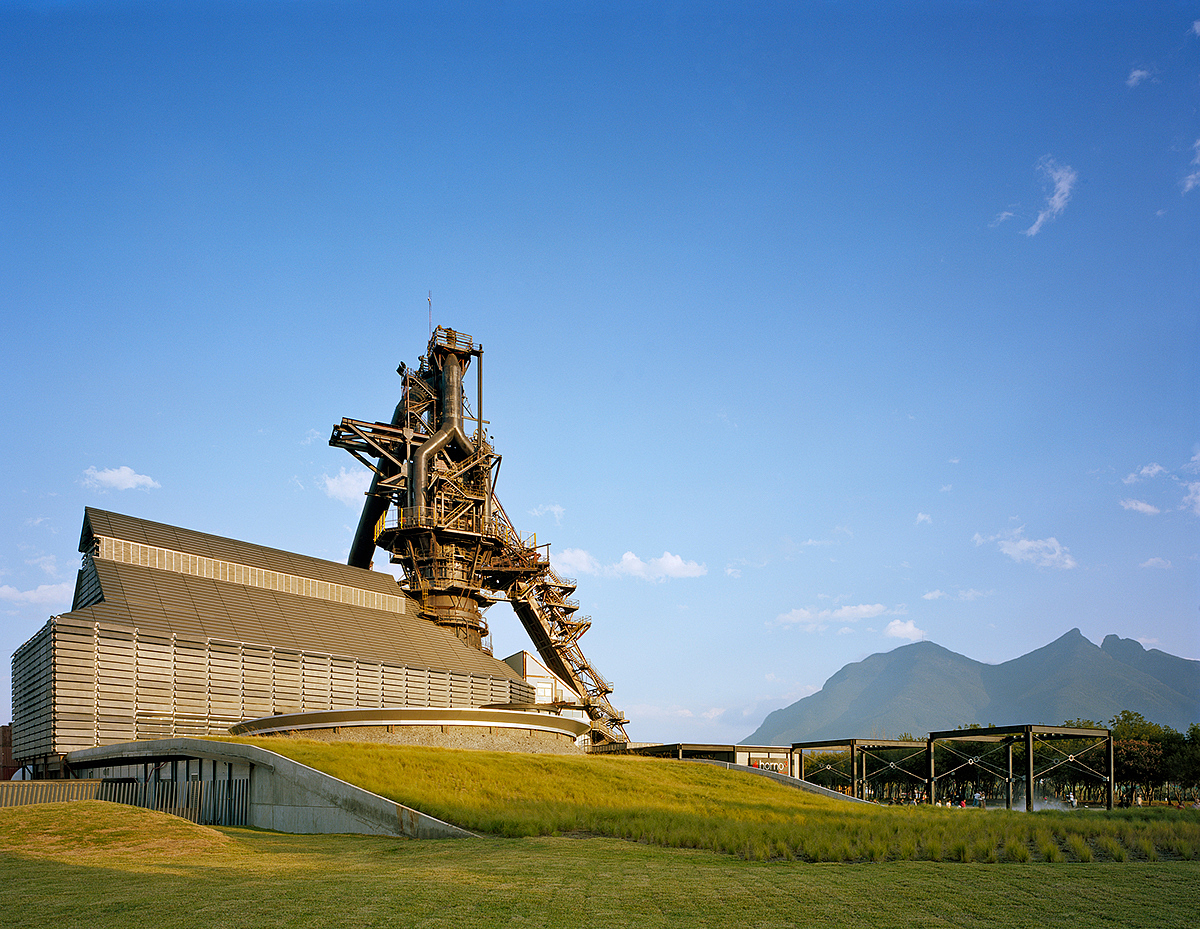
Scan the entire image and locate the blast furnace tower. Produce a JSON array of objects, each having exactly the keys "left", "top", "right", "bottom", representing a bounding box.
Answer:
[{"left": 330, "top": 326, "right": 628, "bottom": 744}]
